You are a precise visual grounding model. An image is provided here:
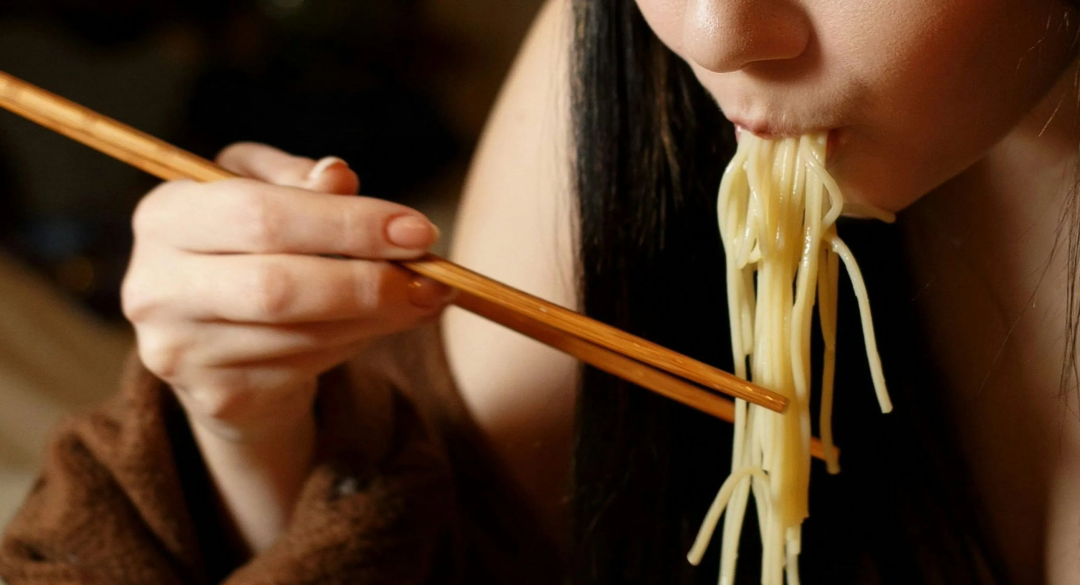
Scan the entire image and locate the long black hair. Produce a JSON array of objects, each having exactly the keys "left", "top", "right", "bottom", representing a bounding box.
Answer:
[{"left": 568, "top": 1, "right": 1010, "bottom": 583}]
